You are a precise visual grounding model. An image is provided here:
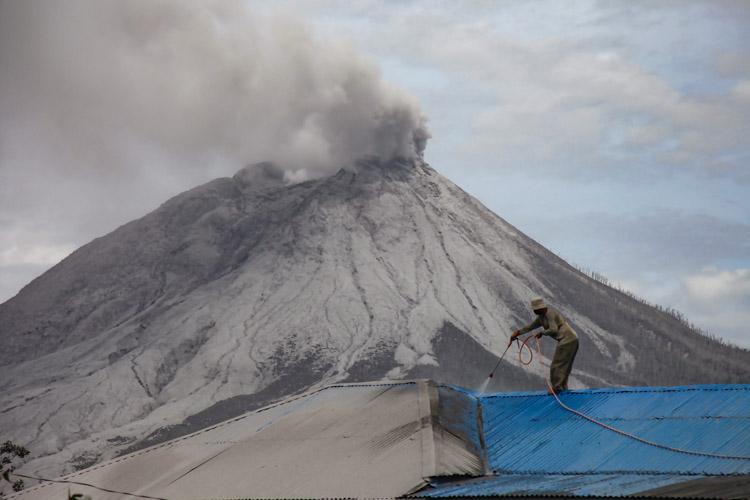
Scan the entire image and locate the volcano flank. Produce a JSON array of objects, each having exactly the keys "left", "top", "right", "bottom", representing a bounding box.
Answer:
[{"left": 1, "top": 158, "right": 748, "bottom": 477}]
